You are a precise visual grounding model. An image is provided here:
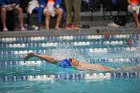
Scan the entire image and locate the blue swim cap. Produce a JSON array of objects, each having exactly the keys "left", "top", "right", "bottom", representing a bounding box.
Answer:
[{"left": 58, "top": 59, "right": 72, "bottom": 68}]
